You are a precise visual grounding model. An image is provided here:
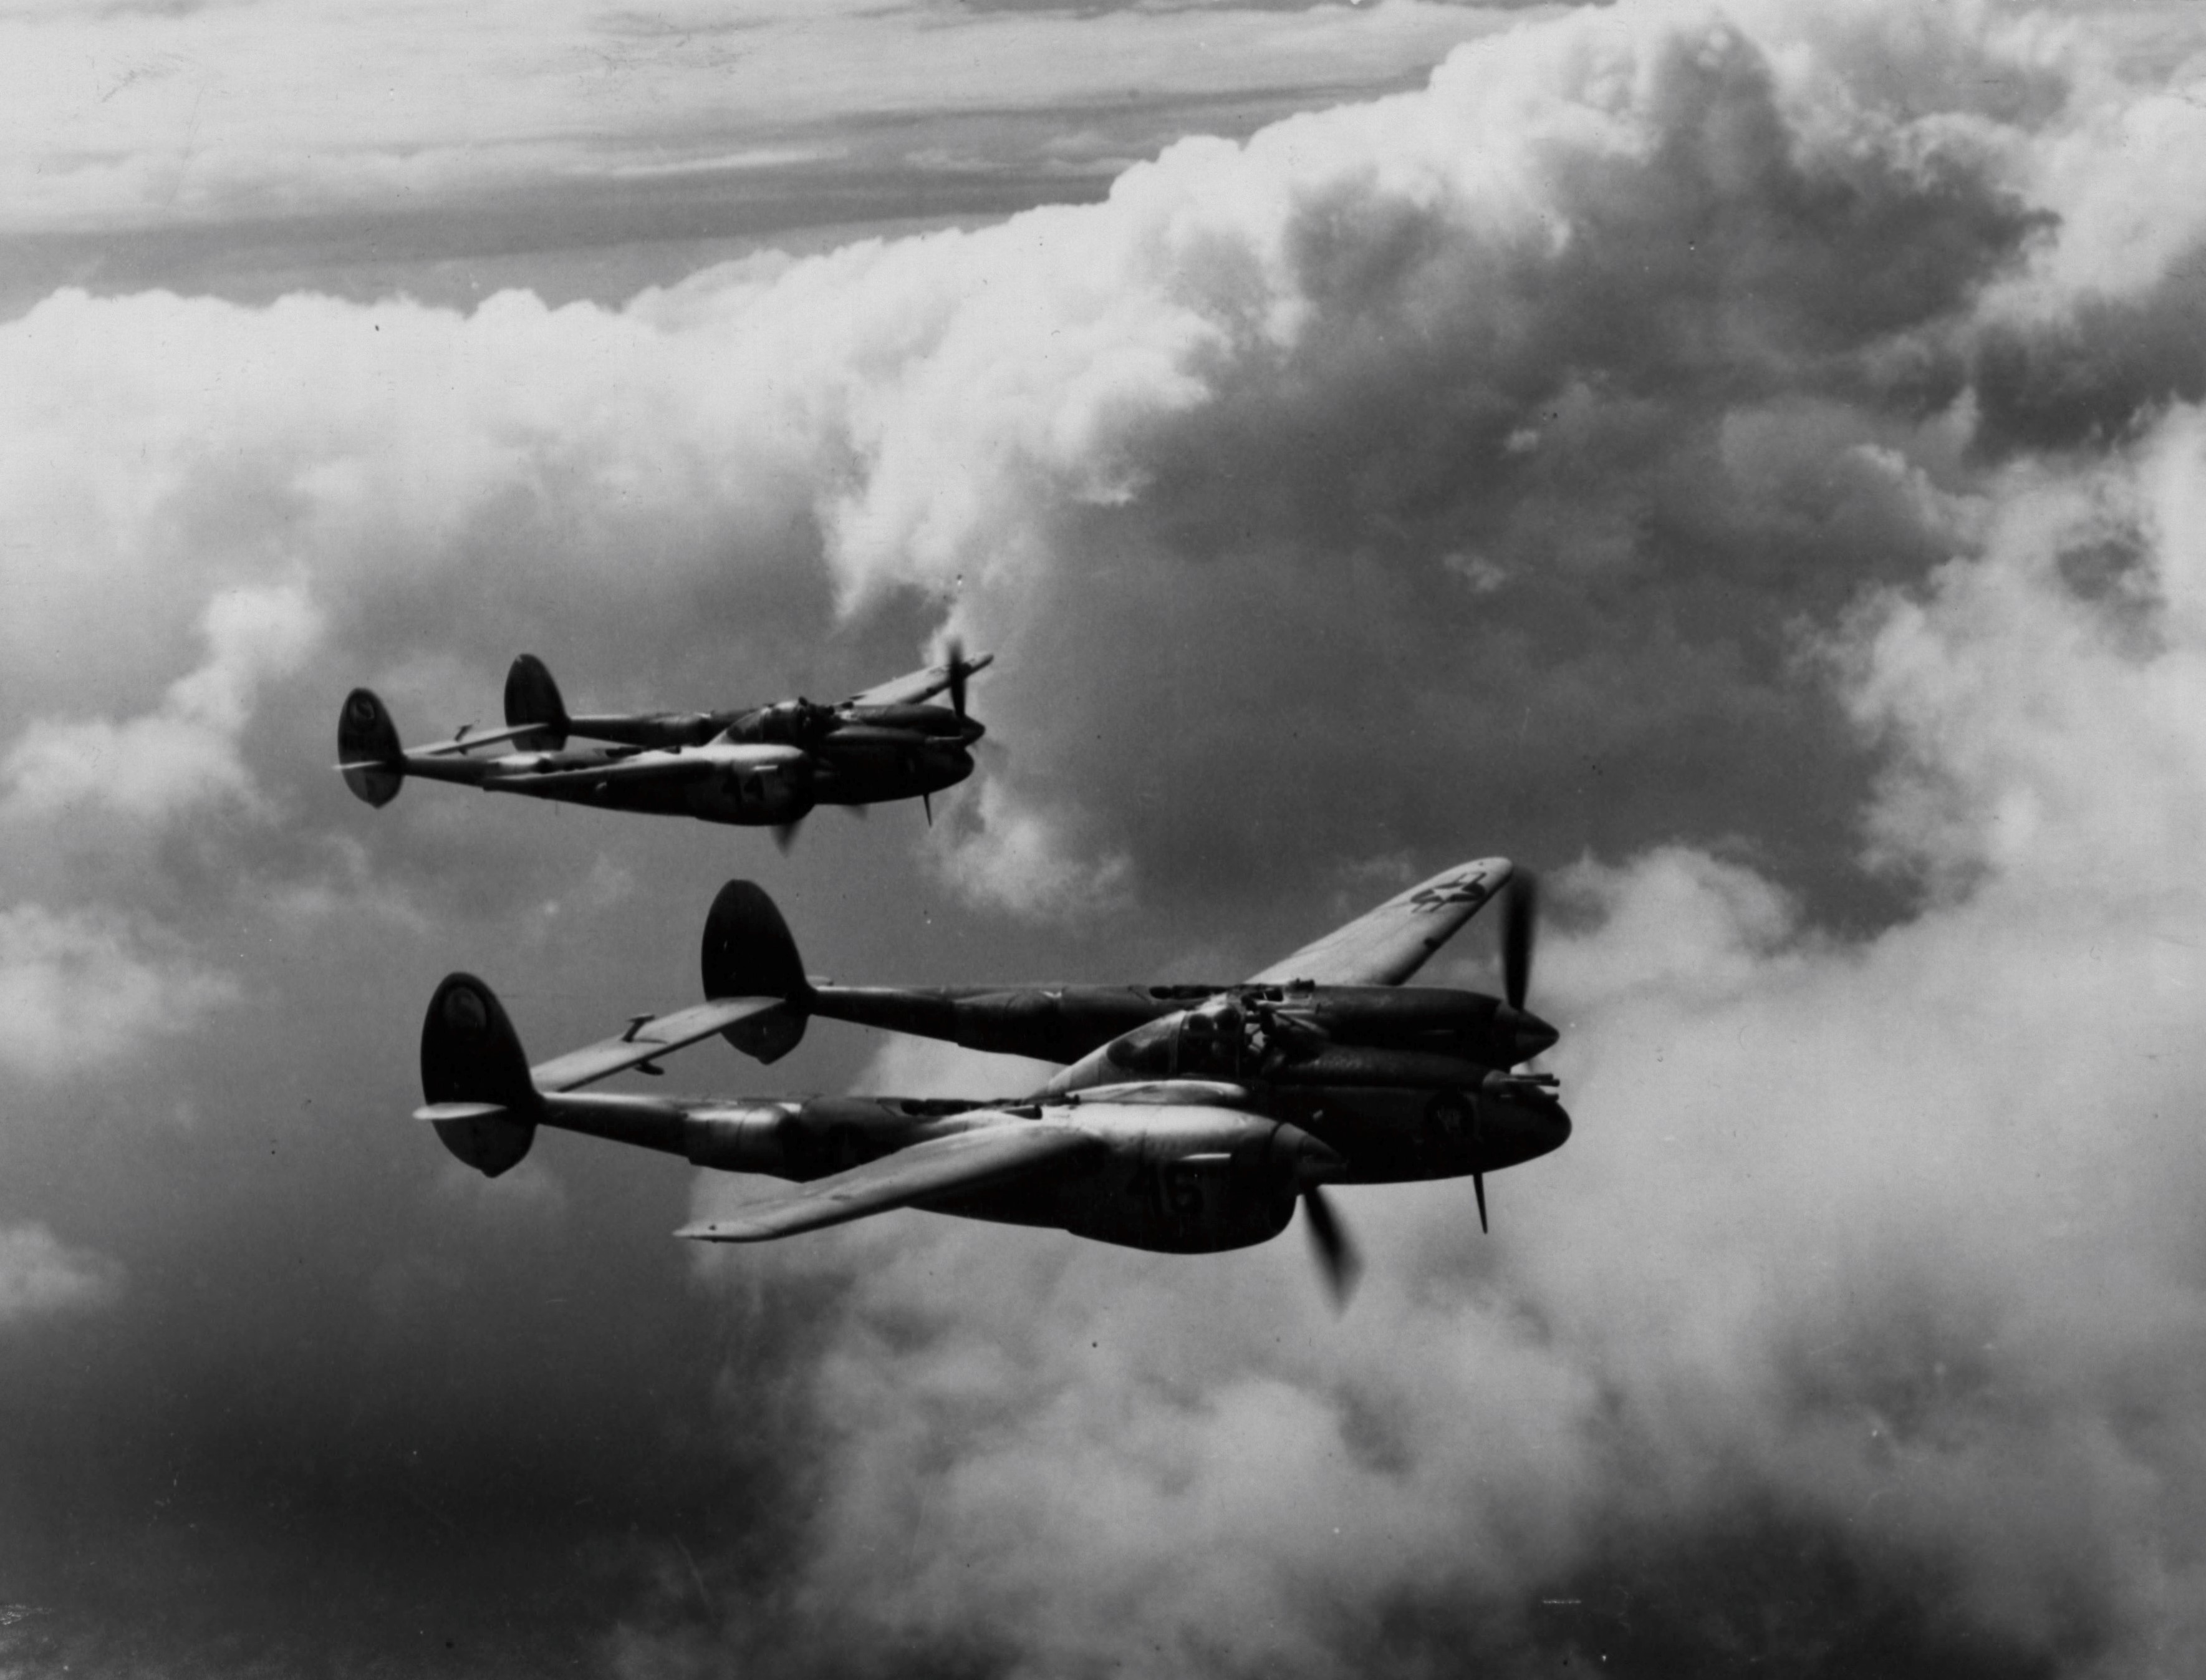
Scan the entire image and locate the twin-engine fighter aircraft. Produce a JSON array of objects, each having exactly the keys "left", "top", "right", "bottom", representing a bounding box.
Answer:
[
  {"left": 415, "top": 857, "right": 1568, "bottom": 1302},
  {"left": 339, "top": 647, "right": 990, "bottom": 842}
]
